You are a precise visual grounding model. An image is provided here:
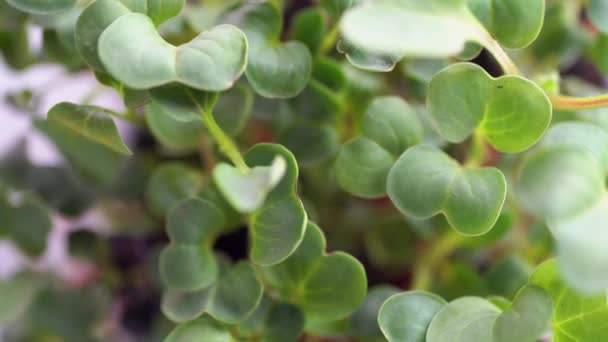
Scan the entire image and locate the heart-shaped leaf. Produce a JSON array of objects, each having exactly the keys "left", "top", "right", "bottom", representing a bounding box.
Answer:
[
  {"left": 6, "top": 0, "right": 76, "bottom": 14},
  {"left": 426, "top": 297, "right": 501, "bottom": 342},
  {"left": 98, "top": 13, "right": 247, "bottom": 91},
  {"left": 145, "top": 163, "right": 204, "bottom": 218},
  {"left": 259, "top": 222, "right": 367, "bottom": 323},
  {"left": 162, "top": 259, "right": 263, "bottom": 324},
  {"left": 223, "top": 3, "right": 312, "bottom": 98},
  {"left": 468, "top": 0, "right": 545, "bottom": 49},
  {"left": 492, "top": 285, "right": 552, "bottom": 342},
  {"left": 159, "top": 199, "right": 225, "bottom": 291},
  {"left": 213, "top": 155, "right": 287, "bottom": 214},
  {"left": 244, "top": 144, "right": 307, "bottom": 266},
  {"left": 529, "top": 259, "right": 608, "bottom": 340},
  {"left": 387, "top": 145, "right": 507, "bottom": 236},
  {"left": 335, "top": 96, "right": 422, "bottom": 198},
  {"left": 378, "top": 291, "right": 446, "bottom": 342},
  {"left": 47, "top": 102, "right": 131, "bottom": 155},
  {"left": 165, "top": 317, "right": 233, "bottom": 342},
  {"left": 427, "top": 63, "right": 552, "bottom": 153}
]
